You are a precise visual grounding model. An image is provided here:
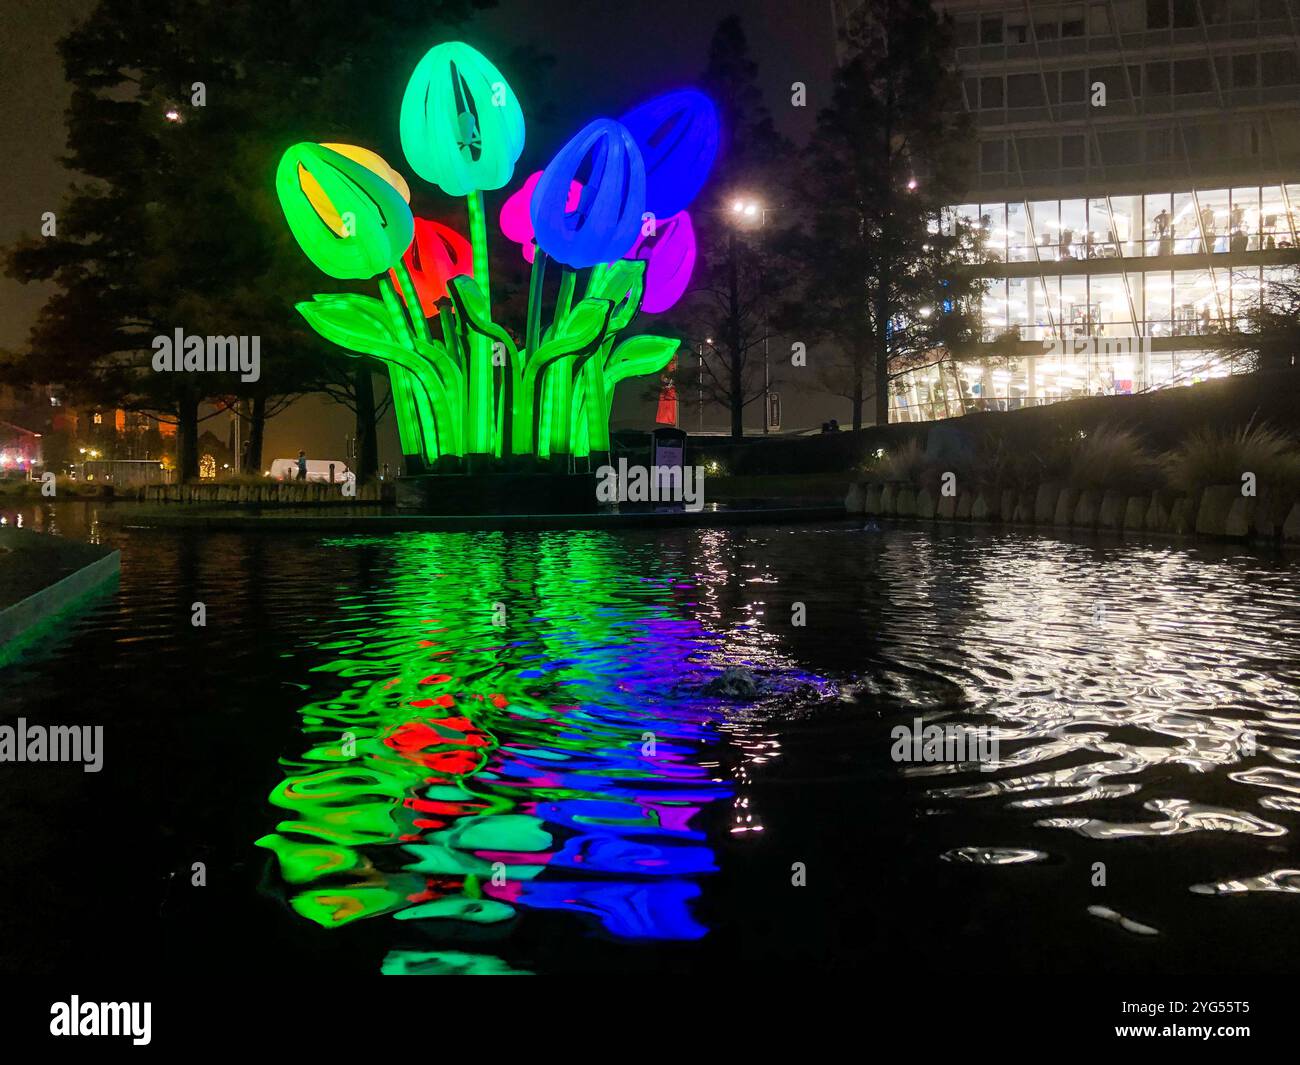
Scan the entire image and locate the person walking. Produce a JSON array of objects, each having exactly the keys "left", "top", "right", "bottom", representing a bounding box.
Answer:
[{"left": 296, "top": 450, "right": 308, "bottom": 481}]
